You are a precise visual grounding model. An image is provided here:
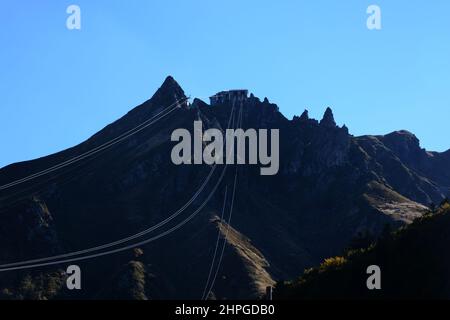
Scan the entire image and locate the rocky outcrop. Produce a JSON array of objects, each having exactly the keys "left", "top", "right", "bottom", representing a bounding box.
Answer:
[{"left": 320, "top": 107, "right": 336, "bottom": 127}]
